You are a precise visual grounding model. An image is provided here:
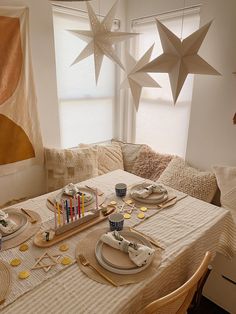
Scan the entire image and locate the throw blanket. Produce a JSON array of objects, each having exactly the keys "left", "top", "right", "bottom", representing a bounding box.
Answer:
[{"left": 100, "top": 231, "right": 155, "bottom": 267}]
